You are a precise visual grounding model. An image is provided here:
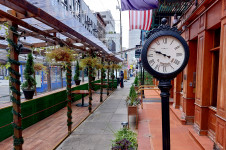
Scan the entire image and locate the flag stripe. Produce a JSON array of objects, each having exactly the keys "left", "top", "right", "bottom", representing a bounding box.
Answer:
[
  {"left": 142, "top": 10, "right": 146, "bottom": 30},
  {"left": 146, "top": 10, "right": 150, "bottom": 30},
  {"left": 147, "top": 11, "right": 152, "bottom": 30},
  {"left": 129, "top": 10, "right": 152, "bottom": 31},
  {"left": 129, "top": 11, "right": 132, "bottom": 30},
  {"left": 139, "top": 11, "right": 143, "bottom": 29}
]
